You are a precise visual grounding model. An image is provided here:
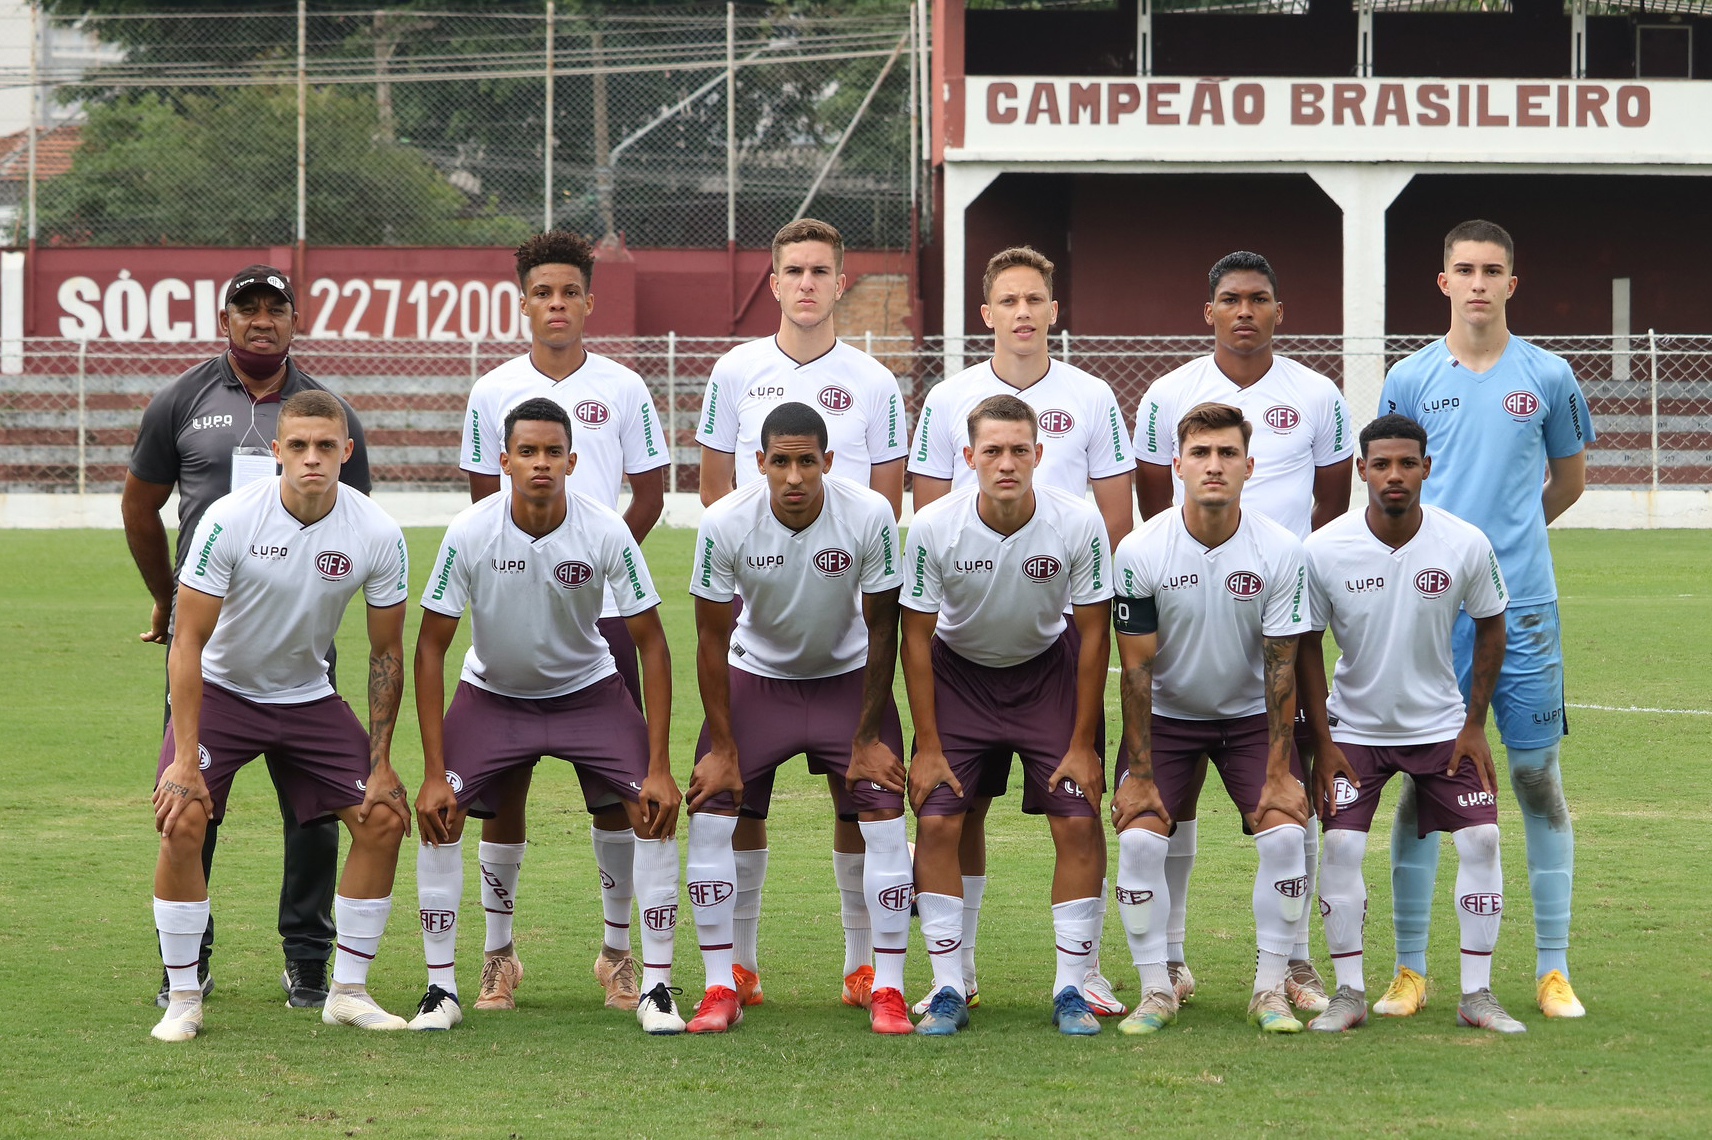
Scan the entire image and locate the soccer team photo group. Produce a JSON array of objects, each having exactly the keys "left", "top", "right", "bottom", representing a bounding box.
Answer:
[{"left": 135, "top": 216, "right": 1597, "bottom": 1048}]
